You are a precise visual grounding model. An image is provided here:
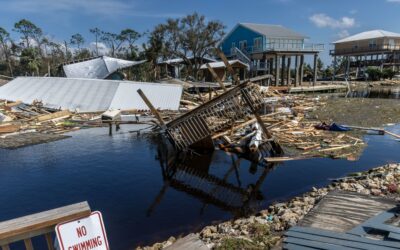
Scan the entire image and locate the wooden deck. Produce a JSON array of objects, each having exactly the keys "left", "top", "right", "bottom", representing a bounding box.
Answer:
[{"left": 298, "top": 191, "right": 398, "bottom": 233}]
